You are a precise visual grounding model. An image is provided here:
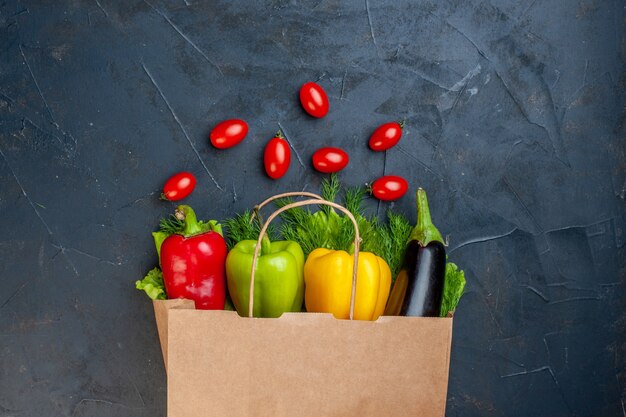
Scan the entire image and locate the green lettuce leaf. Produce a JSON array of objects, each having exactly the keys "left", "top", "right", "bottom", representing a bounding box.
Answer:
[
  {"left": 440, "top": 262, "right": 466, "bottom": 317},
  {"left": 152, "top": 231, "right": 169, "bottom": 264},
  {"left": 198, "top": 219, "right": 223, "bottom": 236},
  {"left": 135, "top": 267, "right": 166, "bottom": 300}
]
